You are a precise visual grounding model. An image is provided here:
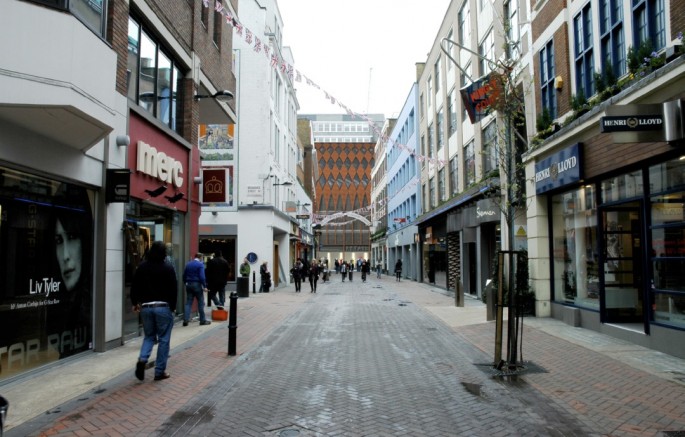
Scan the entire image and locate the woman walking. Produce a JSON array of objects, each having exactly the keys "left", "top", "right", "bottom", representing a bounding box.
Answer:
[{"left": 395, "top": 259, "right": 403, "bottom": 282}]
